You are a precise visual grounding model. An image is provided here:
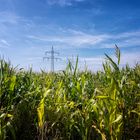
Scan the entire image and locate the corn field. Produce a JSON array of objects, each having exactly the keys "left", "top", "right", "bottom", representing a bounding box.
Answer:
[{"left": 0, "top": 47, "right": 140, "bottom": 140}]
